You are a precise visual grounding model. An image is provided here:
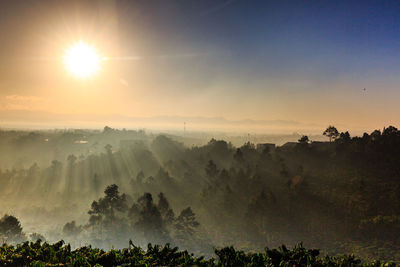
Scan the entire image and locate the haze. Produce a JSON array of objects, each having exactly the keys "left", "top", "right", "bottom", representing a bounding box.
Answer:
[
  {"left": 1, "top": 0, "right": 400, "bottom": 264},
  {"left": 0, "top": 0, "right": 399, "bottom": 133}
]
